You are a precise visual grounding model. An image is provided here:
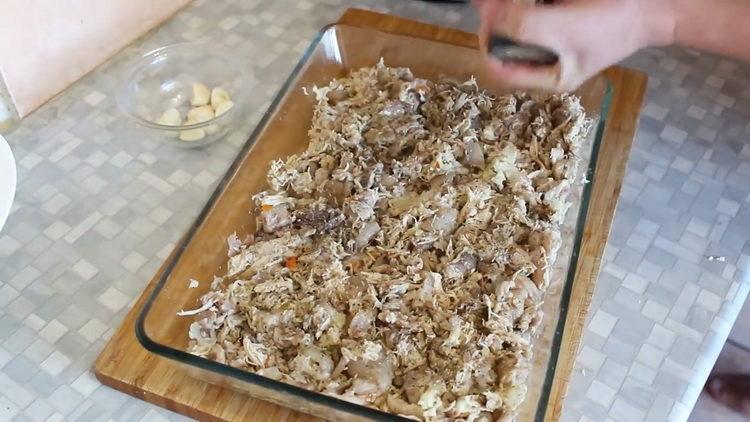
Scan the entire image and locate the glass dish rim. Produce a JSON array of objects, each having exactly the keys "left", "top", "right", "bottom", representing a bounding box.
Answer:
[
  {"left": 135, "top": 22, "right": 614, "bottom": 422},
  {"left": 532, "top": 79, "right": 613, "bottom": 419},
  {"left": 117, "top": 42, "right": 245, "bottom": 131}
]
